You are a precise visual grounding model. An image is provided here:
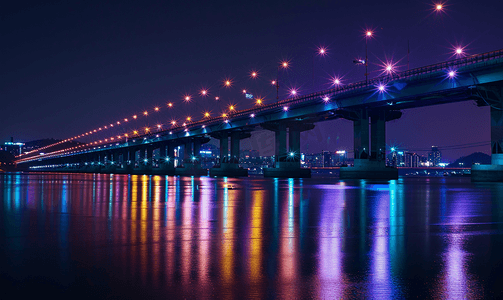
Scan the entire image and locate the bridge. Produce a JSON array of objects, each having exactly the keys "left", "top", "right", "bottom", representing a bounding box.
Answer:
[{"left": 16, "top": 49, "right": 503, "bottom": 181}]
